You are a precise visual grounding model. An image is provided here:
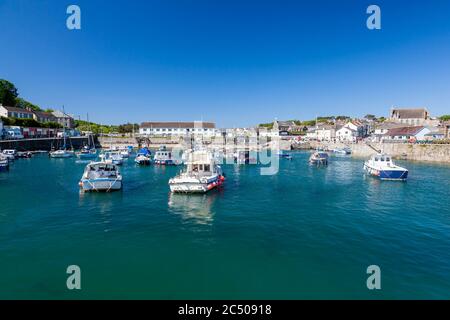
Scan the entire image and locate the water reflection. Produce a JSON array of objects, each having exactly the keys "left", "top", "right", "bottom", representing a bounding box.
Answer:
[{"left": 168, "top": 193, "right": 217, "bottom": 225}]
